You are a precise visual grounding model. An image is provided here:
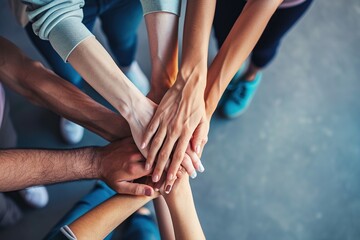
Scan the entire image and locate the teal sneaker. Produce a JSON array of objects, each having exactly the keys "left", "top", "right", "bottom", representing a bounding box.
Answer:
[
  {"left": 221, "top": 72, "right": 262, "bottom": 118},
  {"left": 217, "top": 64, "right": 246, "bottom": 108}
]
